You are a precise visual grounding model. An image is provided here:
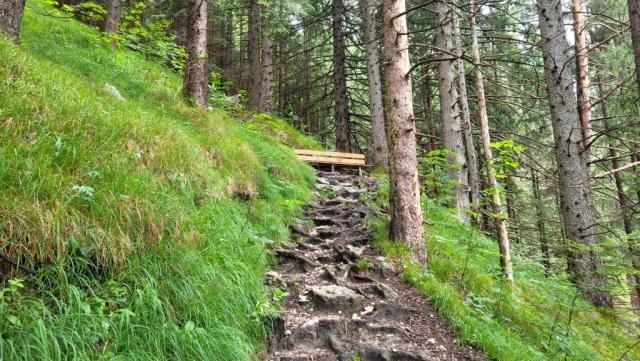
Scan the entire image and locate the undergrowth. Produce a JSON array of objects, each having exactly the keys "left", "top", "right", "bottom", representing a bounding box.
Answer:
[
  {"left": 369, "top": 172, "right": 640, "bottom": 361},
  {"left": 0, "top": 2, "right": 316, "bottom": 360}
]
